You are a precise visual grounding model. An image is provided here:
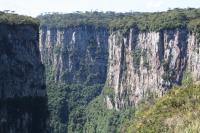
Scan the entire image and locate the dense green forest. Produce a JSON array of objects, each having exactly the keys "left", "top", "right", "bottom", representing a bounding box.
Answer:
[
  {"left": 47, "top": 81, "right": 104, "bottom": 133},
  {"left": 38, "top": 11, "right": 142, "bottom": 28},
  {"left": 47, "top": 80, "right": 136, "bottom": 133},
  {"left": 1, "top": 8, "right": 200, "bottom": 30},
  {"left": 38, "top": 8, "right": 200, "bottom": 32}
]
